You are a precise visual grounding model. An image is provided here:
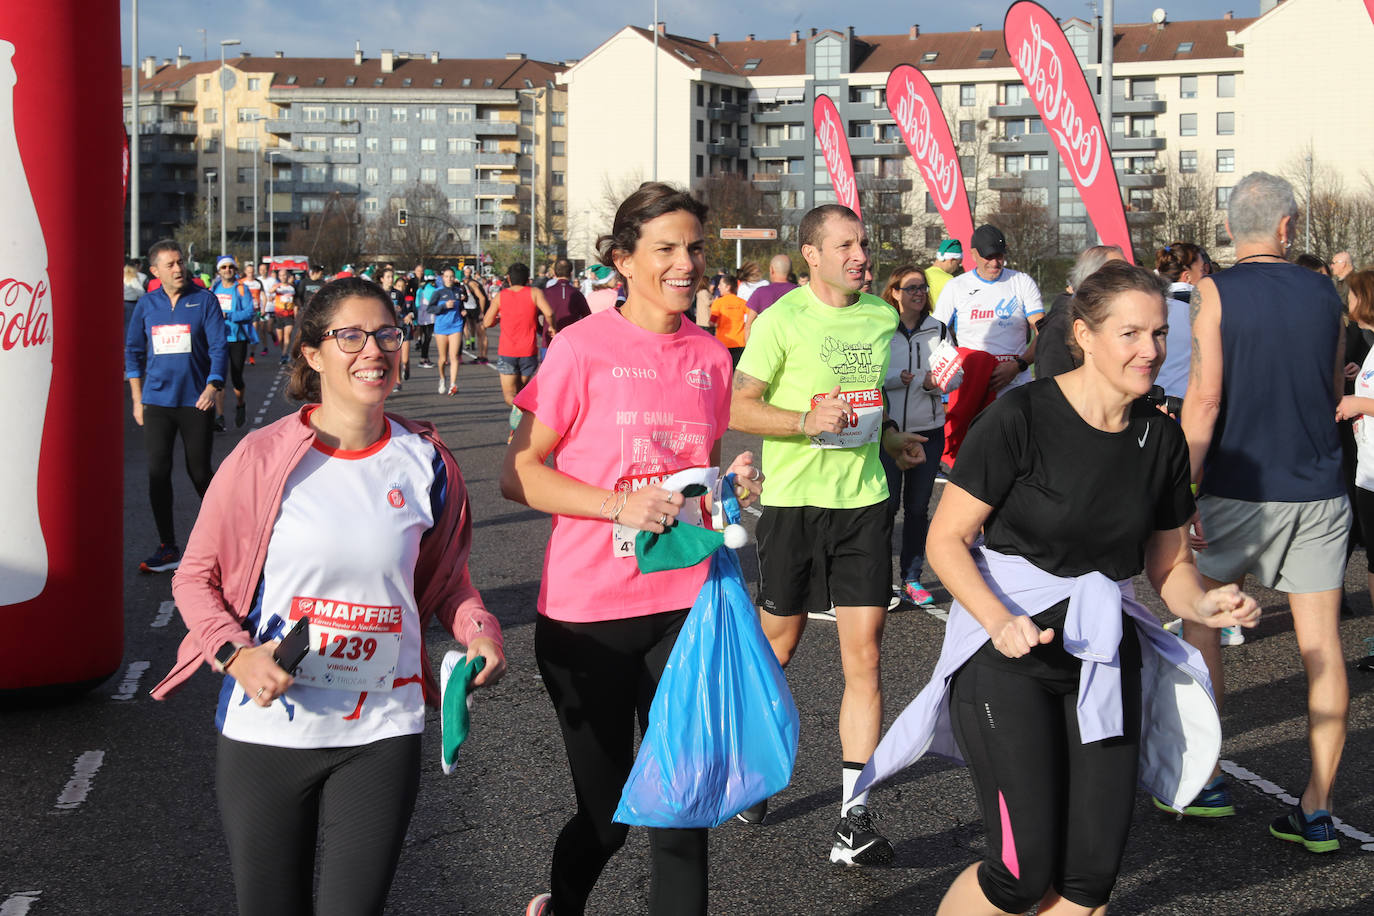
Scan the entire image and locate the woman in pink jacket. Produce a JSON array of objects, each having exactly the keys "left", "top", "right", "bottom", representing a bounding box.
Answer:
[{"left": 152, "top": 276, "right": 506, "bottom": 916}]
